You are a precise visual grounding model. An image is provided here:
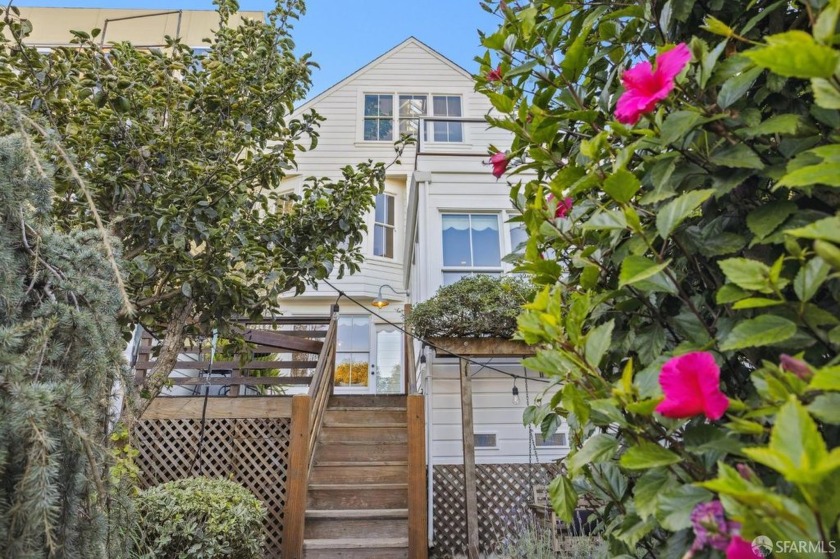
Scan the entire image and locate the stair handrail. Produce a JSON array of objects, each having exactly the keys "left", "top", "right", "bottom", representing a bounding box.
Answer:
[{"left": 305, "top": 312, "right": 337, "bottom": 475}]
